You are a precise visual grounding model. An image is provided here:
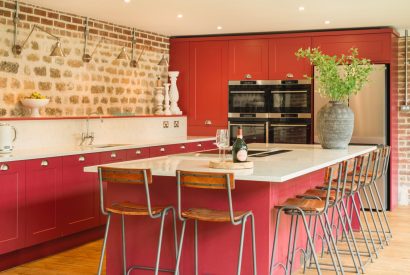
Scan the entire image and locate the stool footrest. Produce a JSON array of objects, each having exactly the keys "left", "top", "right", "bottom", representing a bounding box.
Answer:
[{"left": 127, "top": 264, "right": 175, "bottom": 274}]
